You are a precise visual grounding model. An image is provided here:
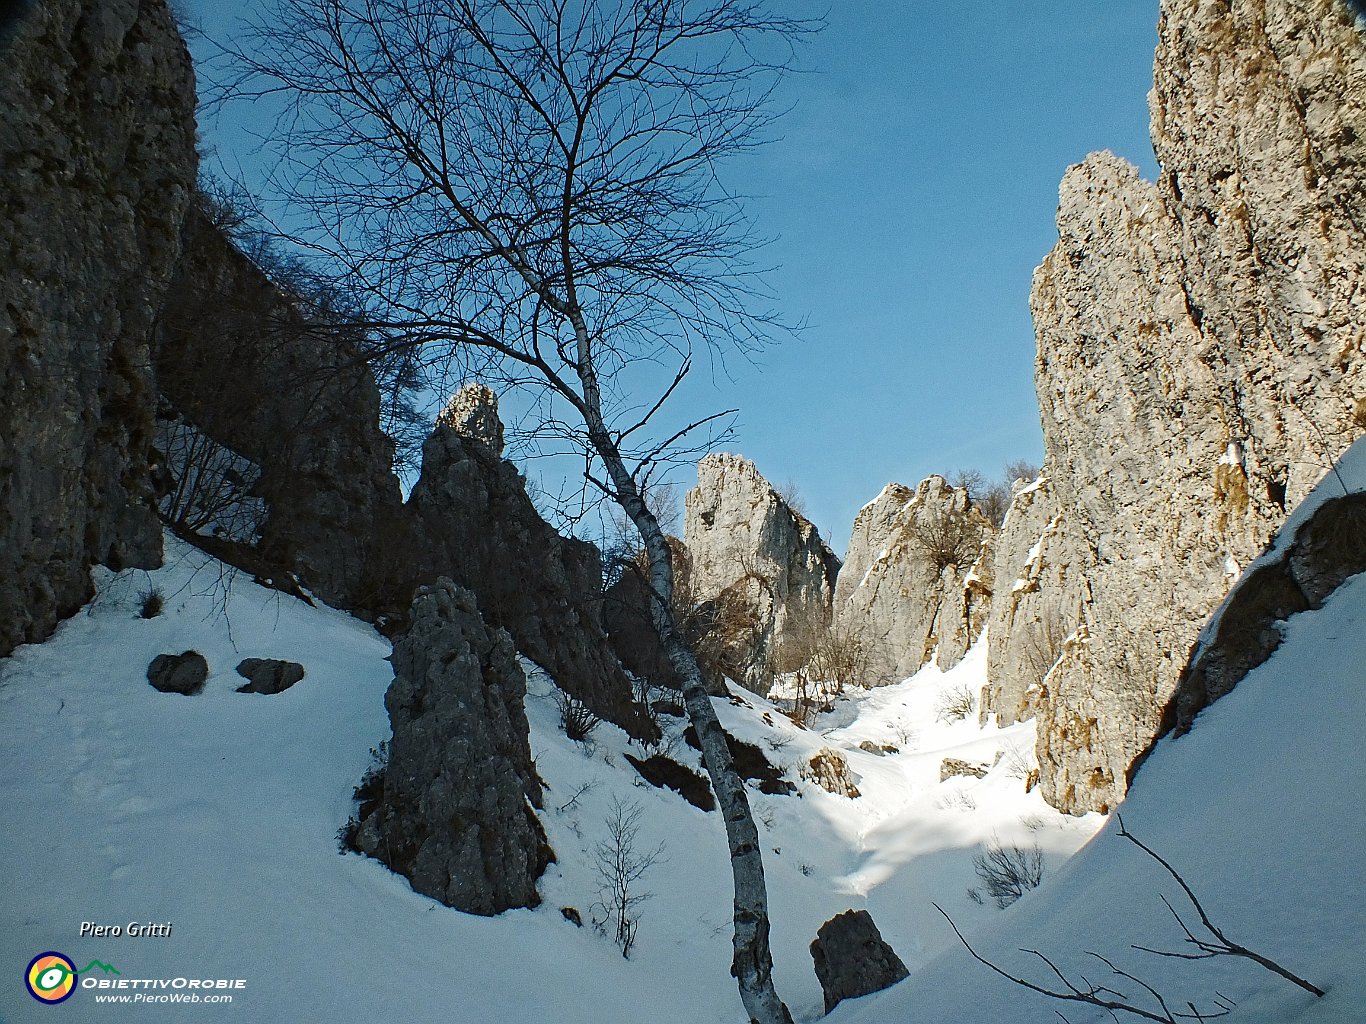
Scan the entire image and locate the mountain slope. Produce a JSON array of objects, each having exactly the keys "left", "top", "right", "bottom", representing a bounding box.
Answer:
[{"left": 841, "top": 439, "right": 1366, "bottom": 1024}]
